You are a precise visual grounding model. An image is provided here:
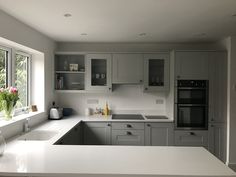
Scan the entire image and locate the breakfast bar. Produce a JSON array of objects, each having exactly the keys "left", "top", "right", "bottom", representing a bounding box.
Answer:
[{"left": 0, "top": 116, "right": 235, "bottom": 177}]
